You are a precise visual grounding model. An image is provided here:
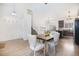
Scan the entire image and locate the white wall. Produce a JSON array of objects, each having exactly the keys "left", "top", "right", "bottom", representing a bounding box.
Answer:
[{"left": 0, "top": 4, "right": 31, "bottom": 41}]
